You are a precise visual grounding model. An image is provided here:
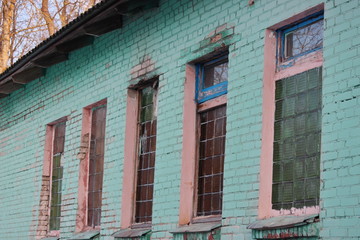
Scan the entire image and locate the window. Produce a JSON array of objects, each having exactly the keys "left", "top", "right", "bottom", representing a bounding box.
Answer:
[
  {"left": 278, "top": 12, "right": 323, "bottom": 61},
  {"left": 272, "top": 68, "right": 322, "bottom": 210},
  {"left": 196, "top": 54, "right": 228, "bottom": 103},
  {"left": 259, "top": 6, "right": 324, "bottom": 219},
  {"left": 76, "top": 100, "right": 107, "bottom": 232},
  {"left": 38, "top": 118, "right": 67, "bottom": 239},
  {"left": 49, "top": 121, "right": 66, "bottom": 231},
  {"left": 87, "top": 104, "right": 107, "bottom": 227},
  {"left": 121, "top": 80, "right": 158, "bottom": 229},
  {"left": 179, "top": 53, "right": 228, "bottom": 224},
  {"left": 135, "top": 84, "right": 157, "bottom": 223},
  {"left": 196, "top": 56, "right": 228, "bottom": 217}
]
